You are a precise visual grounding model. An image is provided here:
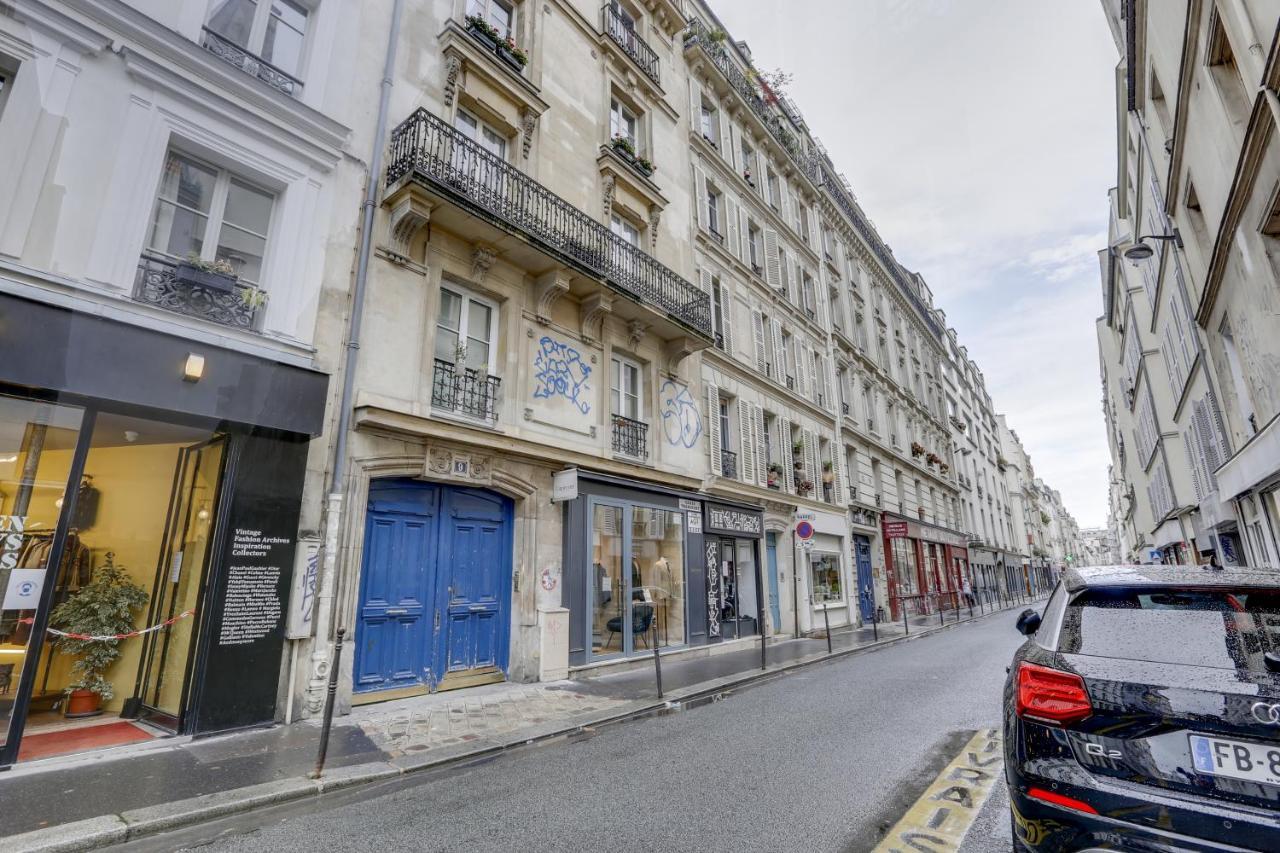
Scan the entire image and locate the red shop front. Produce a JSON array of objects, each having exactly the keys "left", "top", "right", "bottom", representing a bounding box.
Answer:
[{"left": 882, "top": 514, "right": 971, "bottom": 619}]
